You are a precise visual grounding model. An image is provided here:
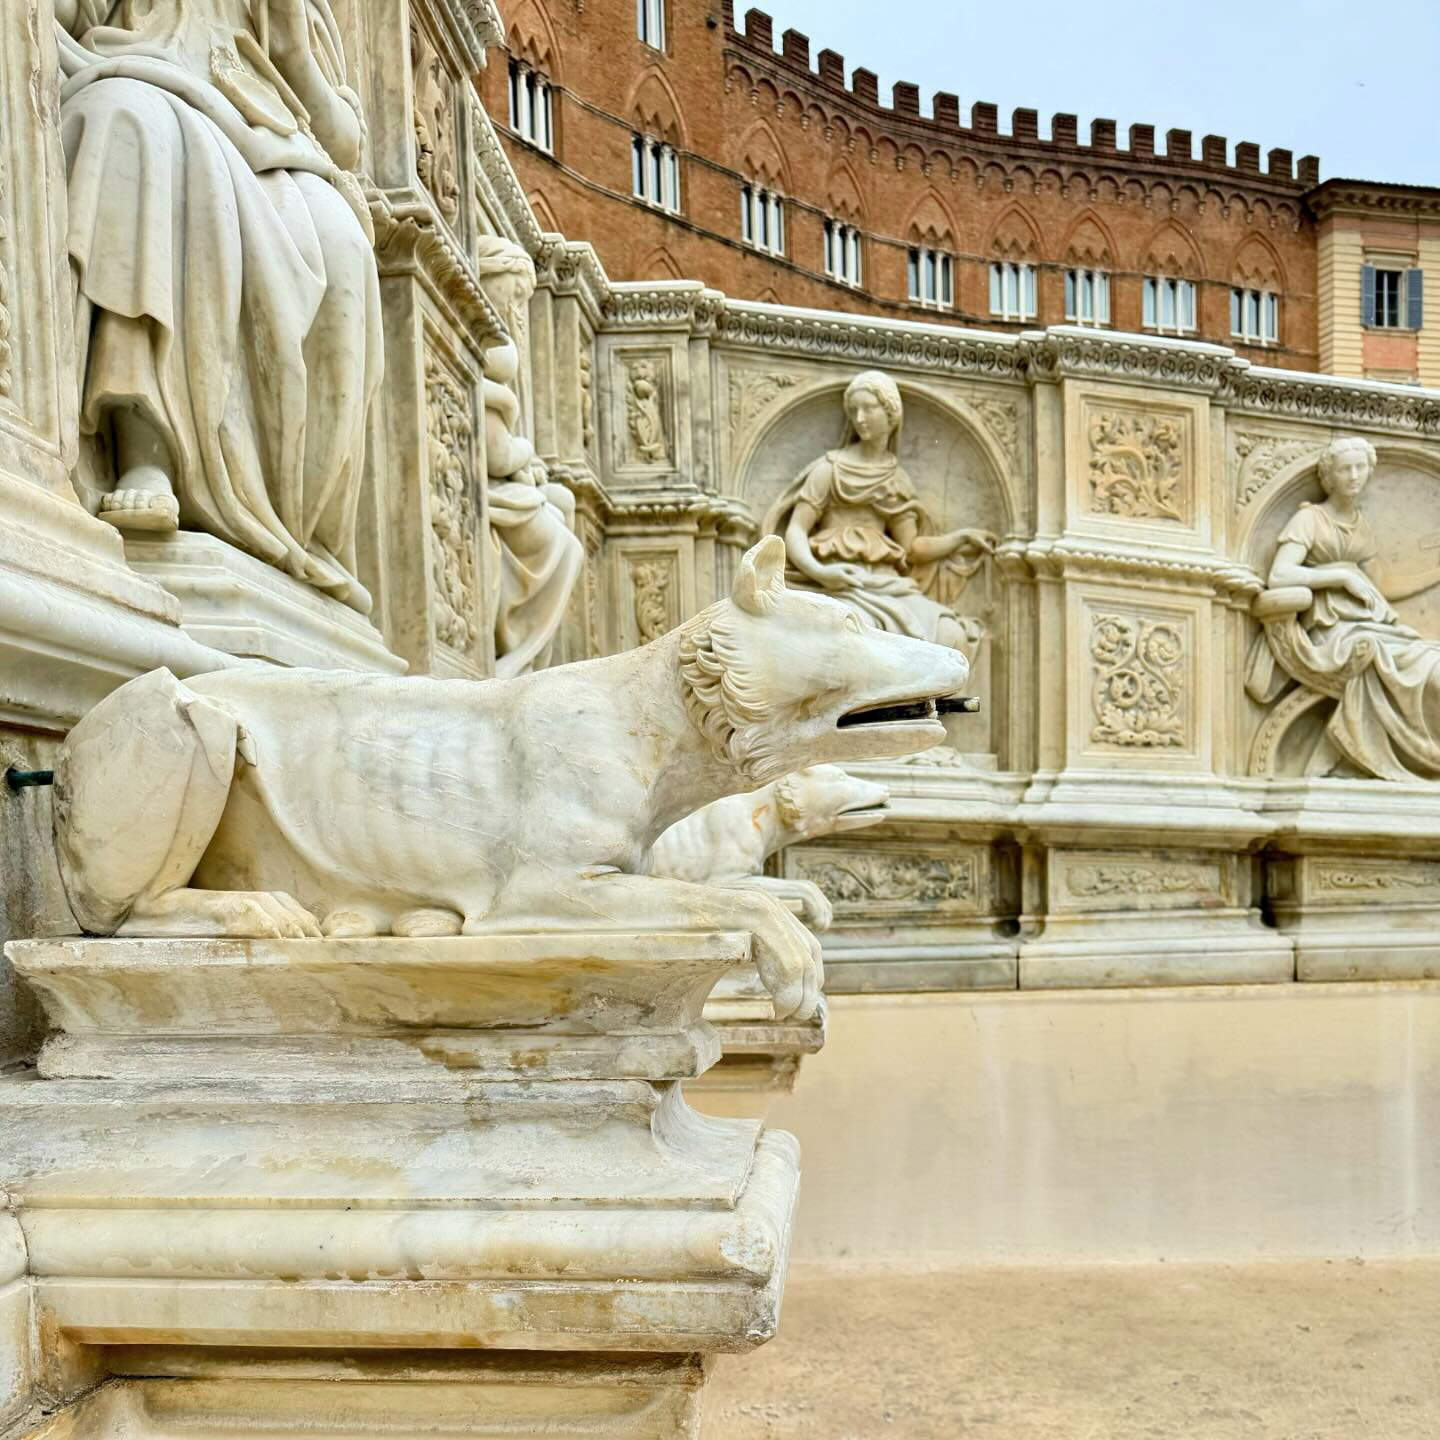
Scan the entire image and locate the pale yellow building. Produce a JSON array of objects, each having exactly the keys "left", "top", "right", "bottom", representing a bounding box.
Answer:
[{"left": 1313, "top": 178, "right": 1440, "bottom": 385}]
